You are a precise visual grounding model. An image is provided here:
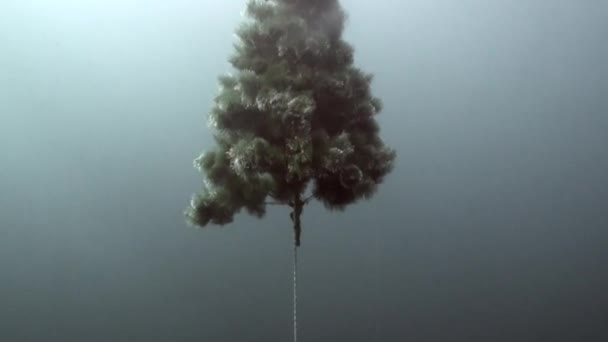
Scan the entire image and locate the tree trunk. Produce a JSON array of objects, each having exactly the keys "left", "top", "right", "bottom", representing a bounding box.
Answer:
[
  {"left": 291, "top": 195, "right": 303, "bottom": 247},
  {"left": 293, "top": 235, "right": 298, "bottom": 342},
  {"left": 290, "top": 194, "right": 304, "bottom": 342}
]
